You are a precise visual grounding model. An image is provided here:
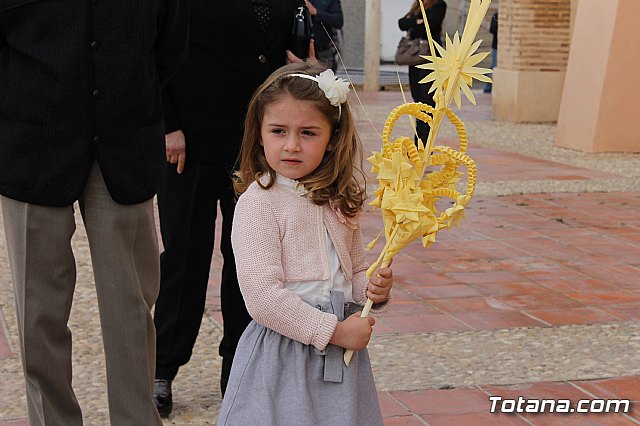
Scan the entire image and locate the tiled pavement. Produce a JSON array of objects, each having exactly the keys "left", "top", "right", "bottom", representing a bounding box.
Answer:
[
  {"left": 1, "top": 90, "right": 639, "bottom": 425},
  {"left": 378, "top": 376, "right": 640, "bottom": 425}
]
